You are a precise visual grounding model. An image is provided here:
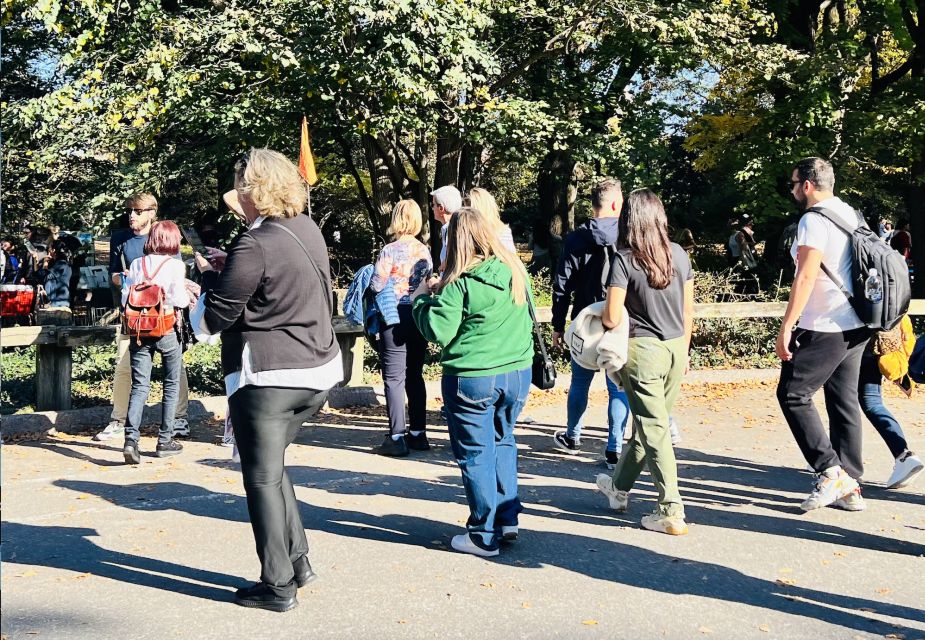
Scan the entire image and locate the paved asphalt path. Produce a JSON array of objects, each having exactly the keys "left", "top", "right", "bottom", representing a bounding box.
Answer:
[{"left": 3, "top": 372, "right": 924, "bottom": 639}]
